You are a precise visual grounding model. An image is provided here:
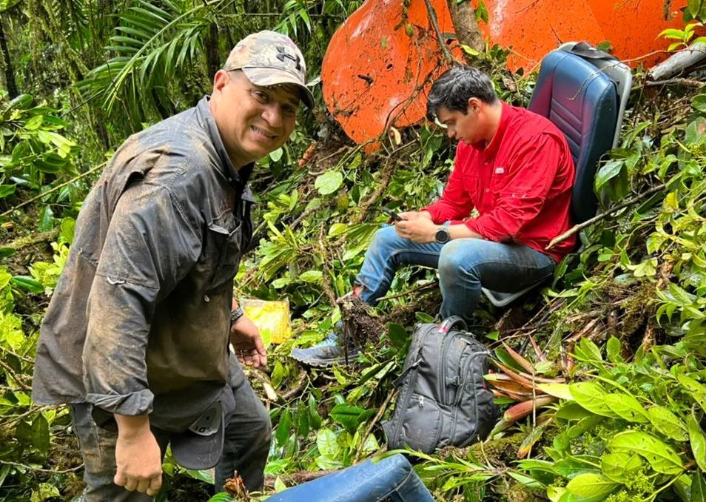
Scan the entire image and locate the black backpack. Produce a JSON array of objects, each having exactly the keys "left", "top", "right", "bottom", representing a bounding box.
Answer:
[{"left": 382, "top": 317, "right": 499, "bottom": 453}]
